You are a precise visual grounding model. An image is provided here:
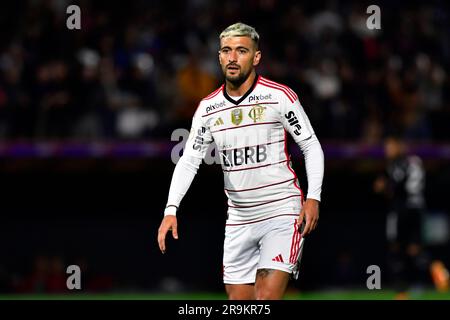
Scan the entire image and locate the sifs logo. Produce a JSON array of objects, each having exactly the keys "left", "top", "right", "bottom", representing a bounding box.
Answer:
[
  {"left": 192, "top": 127, "right": 206, "bottom": 150},
  {"left": 285, "top": 111, "right": 302, "bottom": 136},
  {"left": 222, "top": 145, "right": 267, "bottom": 167}
]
